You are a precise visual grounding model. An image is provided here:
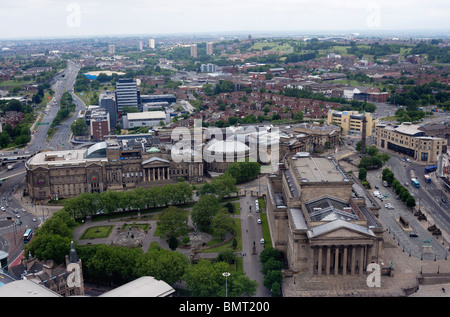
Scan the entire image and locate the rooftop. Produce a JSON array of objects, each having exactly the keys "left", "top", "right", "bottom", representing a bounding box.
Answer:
[{"left": 291, "top": 154, "right": 349, "bottom": 183}]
